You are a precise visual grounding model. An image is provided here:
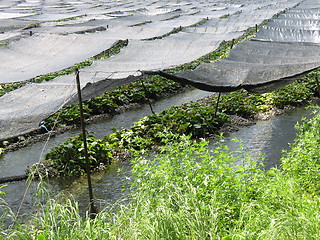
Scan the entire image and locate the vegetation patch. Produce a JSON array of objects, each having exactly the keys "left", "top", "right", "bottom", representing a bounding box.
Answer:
[
  {"left": 144, "top": 26, "right": 184, "bottom": 40},
  {"left": 31, "top": 102, "right": 229, "bottom": 177},
  {"left": 31, "top": 69, "right": 320, "bottom": 178},
  {"left": 2, "top": 108, "right": 320, "bottom": 238},
  {"left": 21, "top": 22, "right": 41, "bottom": 30},
  {"left": 130, "top": 20, "right": 152, "bottom": 27},
  {"left": 281, "top": 107, "right": 320, "bottom": 194},
  {"left": 43, "top": 76, "right": 183, "bottom": 129},
  {"left": 0, "top": 82, "right": 26, "bottom": 98},
  {"left": 207, "top": 71, "right": 319, "bottom": 119},
  {"left": 29, "top": 135, "right": 113, "bottom": 177}
]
